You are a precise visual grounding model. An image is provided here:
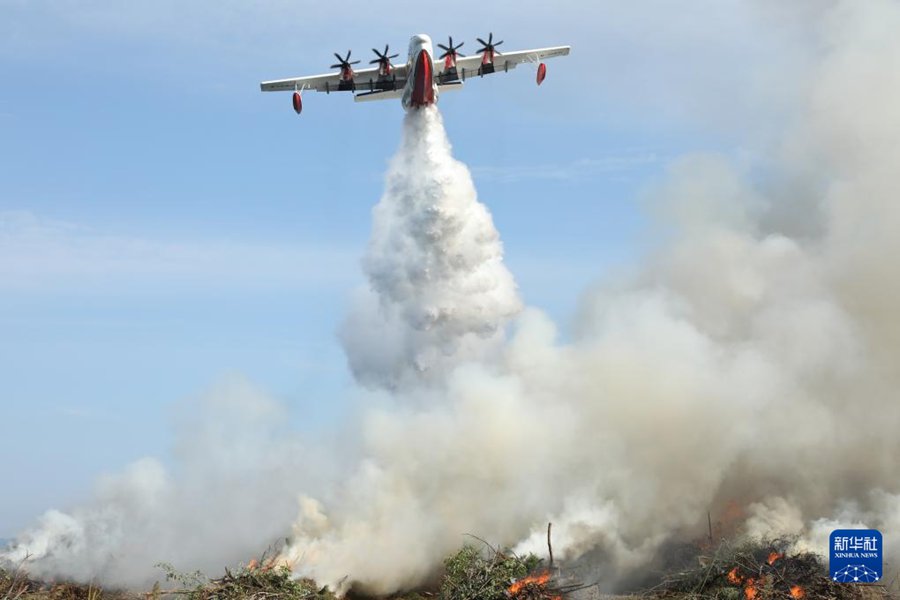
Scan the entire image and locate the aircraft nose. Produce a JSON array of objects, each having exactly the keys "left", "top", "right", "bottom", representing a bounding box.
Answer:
[{"left": 408, "top": 33, "right": 432, "bottom": 56}]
